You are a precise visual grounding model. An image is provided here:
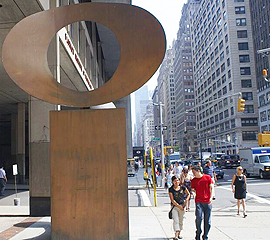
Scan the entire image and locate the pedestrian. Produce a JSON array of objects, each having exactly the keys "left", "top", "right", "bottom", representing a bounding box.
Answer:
[
  {"left": 231, "top": 166, "right": 247, "bottom": 217},
  {"left": 203, "top": 160, "right": 217, "bottom": 184},
  {"left": 187, "top": 164, "right": 194, "bottom": 178},
  {"left": 173, "top": 162, "right": 182, "bottom": 179},
  {"left": 191, "top": 166, "right": 214, "bottom": 240},
  {"left": 0, "top": 165, "right": 7, "bottom": 196},
  {"left": 134, "top": 161, "right": 139, "bottom": 174},
  {"left": 165, "top": 169, "right": 173, "bottom": 188},
  {"left": 169, "top": 176, "right": 190, "bottom": 240},
  {"left": 180, "top": 167, "right": 193, "bottom": 211}
]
